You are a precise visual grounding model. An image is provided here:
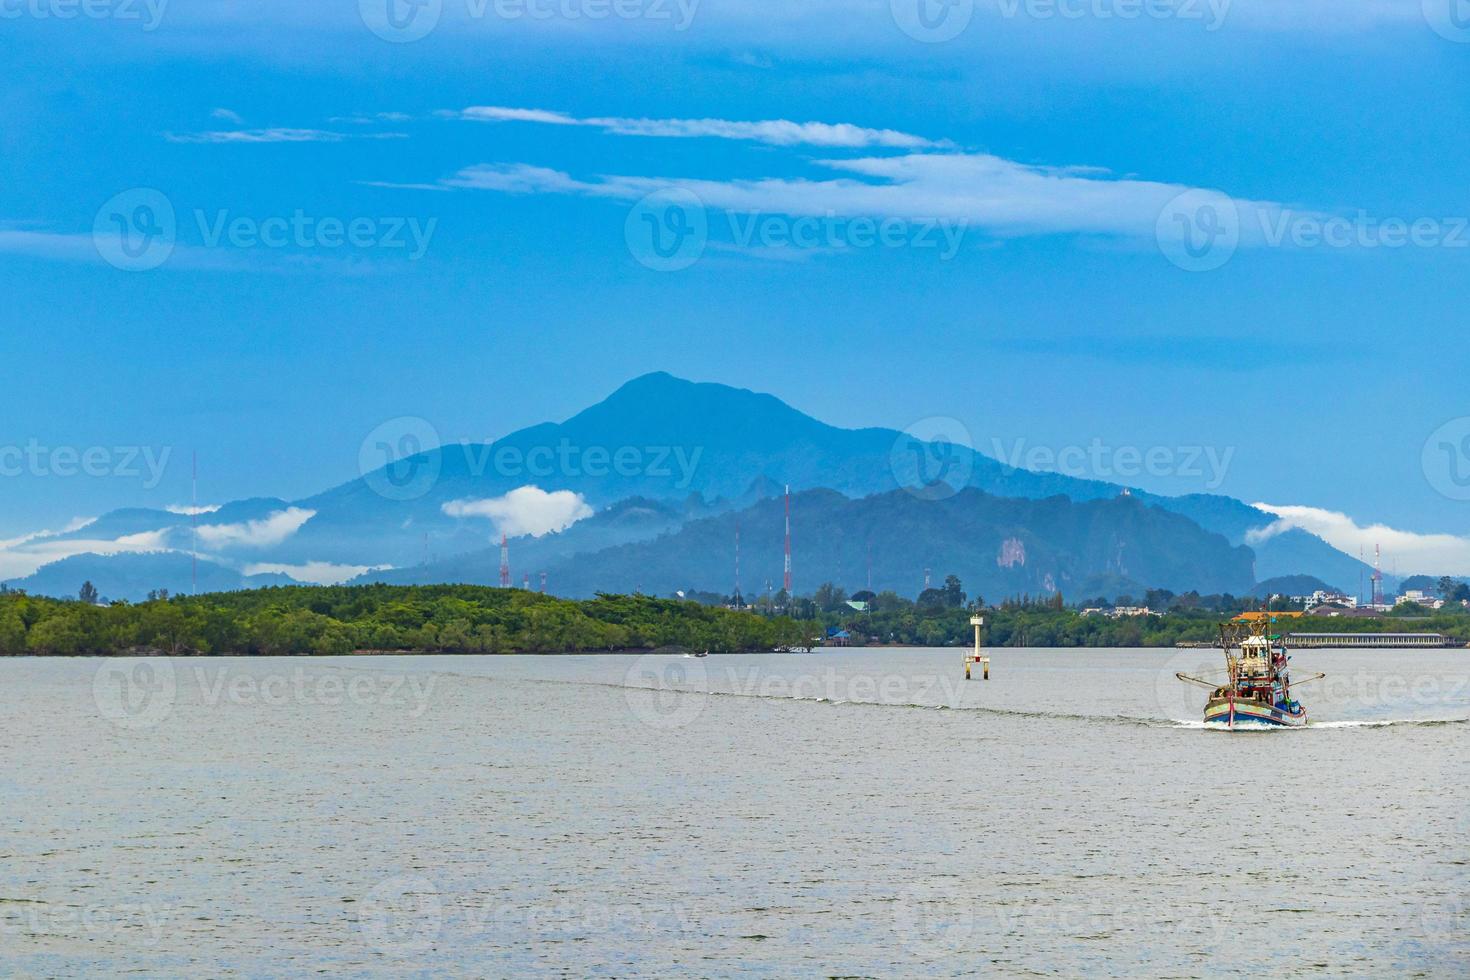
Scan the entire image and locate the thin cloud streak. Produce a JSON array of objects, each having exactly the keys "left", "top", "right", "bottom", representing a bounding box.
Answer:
[
  {"left": 454, "top": 105, "right": 950, "bottom": 149},
  {"left": 164, "top": 128, "right": 408, "bottom": 144}
]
